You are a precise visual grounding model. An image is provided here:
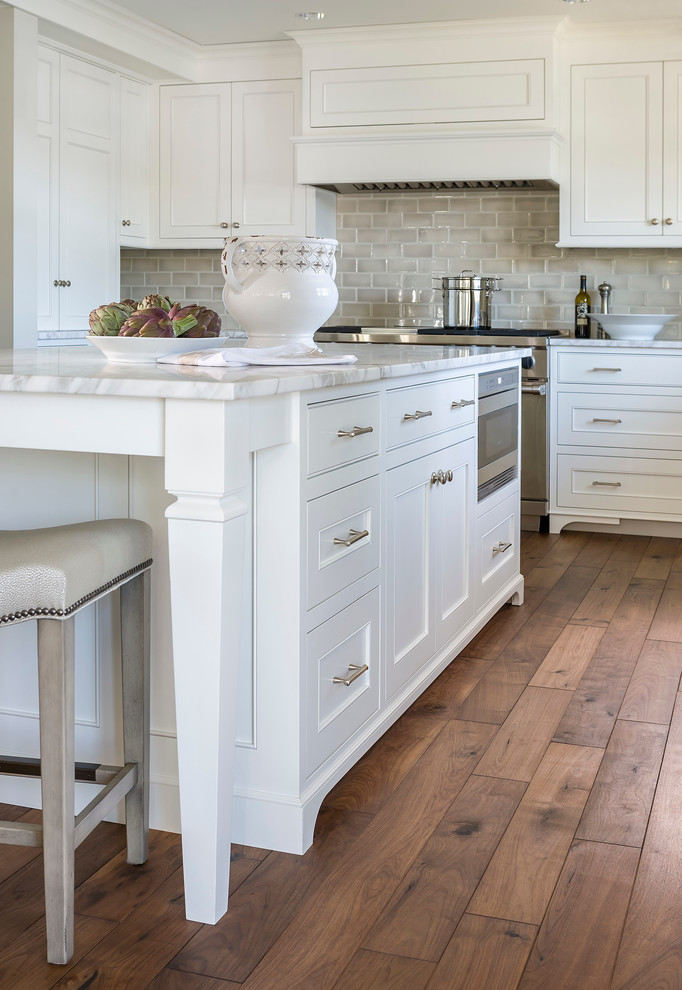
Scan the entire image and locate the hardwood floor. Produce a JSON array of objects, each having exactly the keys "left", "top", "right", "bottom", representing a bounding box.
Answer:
[{"left": 2, "top": 529, "right": 682, "bottom": 989}]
